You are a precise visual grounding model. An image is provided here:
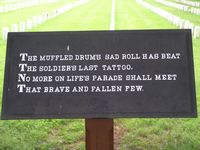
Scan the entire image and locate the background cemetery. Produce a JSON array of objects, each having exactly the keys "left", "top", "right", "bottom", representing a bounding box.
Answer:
[{"left": 0, "top": 0, "right": 200, "bottom": 149}]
